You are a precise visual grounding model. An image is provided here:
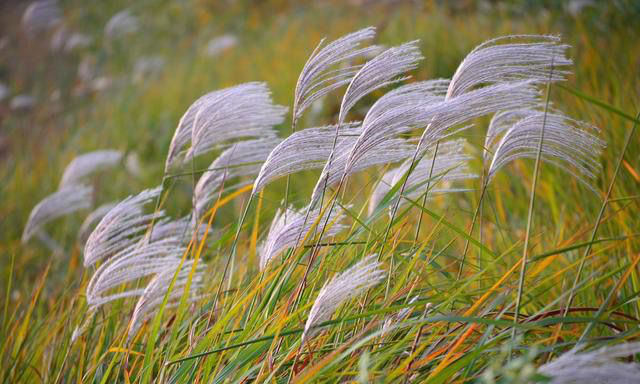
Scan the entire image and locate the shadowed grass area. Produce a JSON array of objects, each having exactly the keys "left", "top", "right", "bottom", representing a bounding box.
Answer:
[{"left": 1, "top": 1, "right": 639, "bottom": 382}]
